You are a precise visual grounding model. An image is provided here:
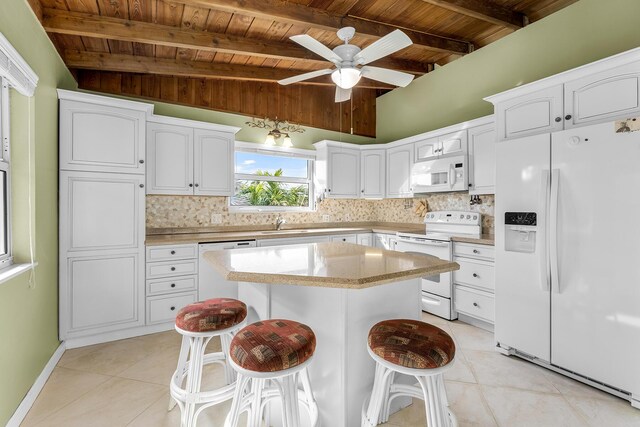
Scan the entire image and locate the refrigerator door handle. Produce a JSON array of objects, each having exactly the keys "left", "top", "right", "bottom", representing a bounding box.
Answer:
[
  {"left": 539, "top": 170, "right": 550, "bottom": 292},
  {"left": 550, "top": 169, "right": 560, "bottom": 293}
]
